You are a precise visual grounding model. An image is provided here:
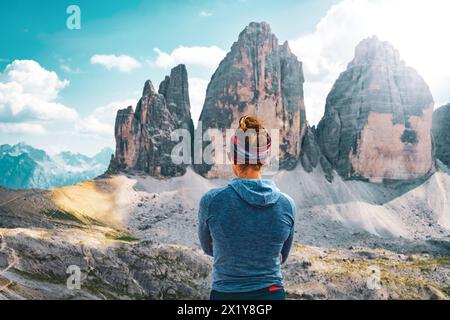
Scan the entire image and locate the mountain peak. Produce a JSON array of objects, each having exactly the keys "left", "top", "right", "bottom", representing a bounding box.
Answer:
[
  {"left": 112, "top": 65, "right": 193, "bottom": 177},
  {"left": 237, "top": 21, "right": 275, "bottom": 44},
  {"left": 0, "top": 143, "right": 111, "bottom": 189},
  {"left": 142, "top": 80, "right": 156, "bottom": 97},
  {"left": 158, "top": 64, "right": 191, "bottom": 120},
  {"left": 196, "top": 21, "right": 306, "bottom": 177},
  {"left": 244, "top": 21, "right": 272, "bottom": 33},
  {"left": 317, "top": 35, "right": 434, "bottom": 182},
  {"left": 350, "top": 36, "right": 401, "bottom": 67}
]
